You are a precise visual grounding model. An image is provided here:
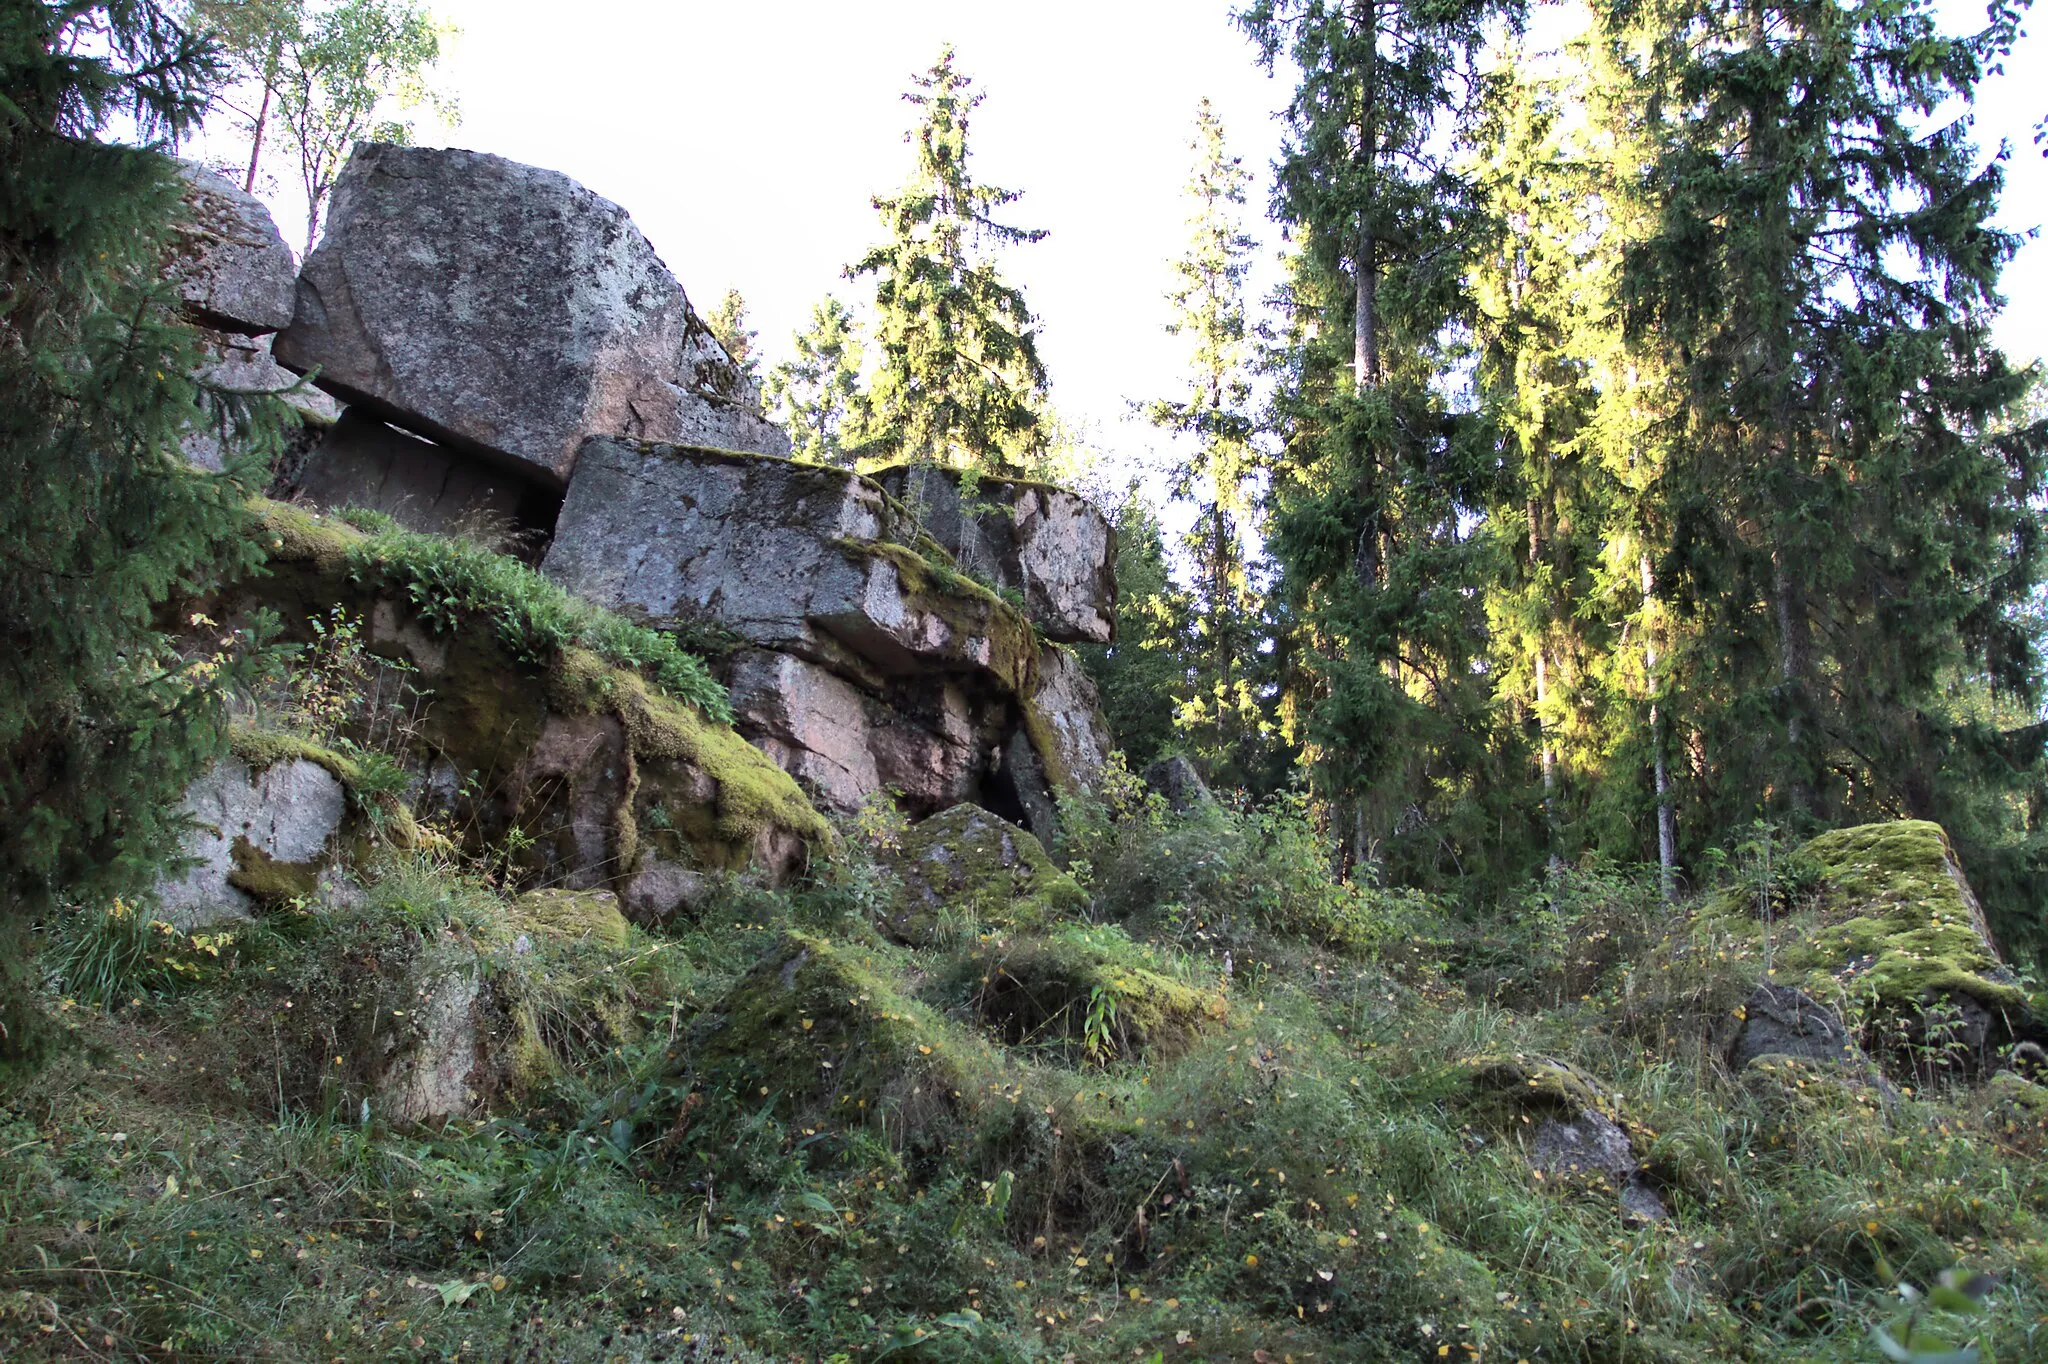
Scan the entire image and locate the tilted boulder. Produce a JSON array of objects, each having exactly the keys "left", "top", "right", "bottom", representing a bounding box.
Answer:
[
  {"left": 171, "top": 162, "right": 299, "bottom": 335},
  {"left": 875, "top": 463, "right": 1116, "bottom": 644},
  {"left": 274, "top": 144, "right": 788, "bottom": 490},
  {"left": 155, "top": 753, "right": 349, "bottom": 927}
]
